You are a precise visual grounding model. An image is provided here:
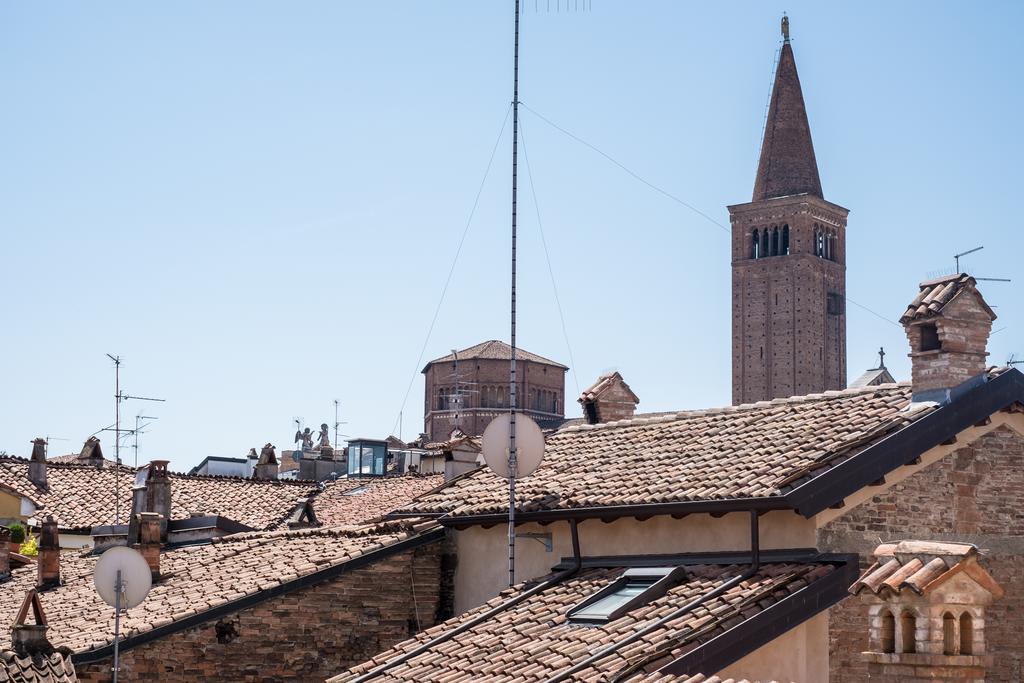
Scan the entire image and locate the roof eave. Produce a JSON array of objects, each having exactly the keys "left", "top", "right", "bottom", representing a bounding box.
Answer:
[{"left": 785, "top": 368, "right": 1024, "bottom": 518}]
